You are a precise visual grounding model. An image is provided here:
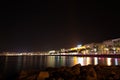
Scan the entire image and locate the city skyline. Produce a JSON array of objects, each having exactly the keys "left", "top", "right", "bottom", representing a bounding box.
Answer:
[{"left": 0, "top": 0, "right": 120, "bottom": 52}]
